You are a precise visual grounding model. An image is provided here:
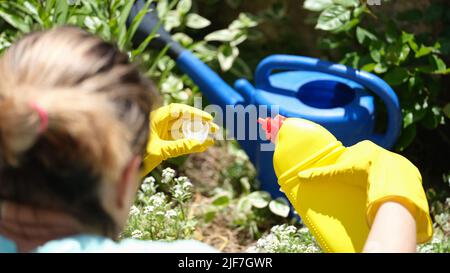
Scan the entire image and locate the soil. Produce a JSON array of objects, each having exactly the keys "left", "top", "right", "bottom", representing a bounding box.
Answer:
[{"left": 179, "top": 142, "right": 259, "bottom": 252}]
